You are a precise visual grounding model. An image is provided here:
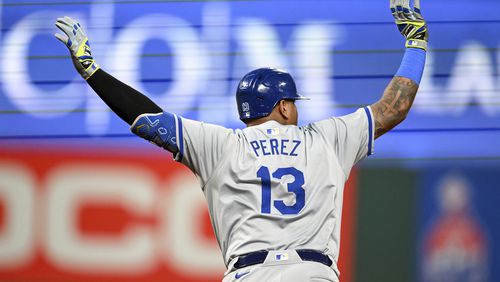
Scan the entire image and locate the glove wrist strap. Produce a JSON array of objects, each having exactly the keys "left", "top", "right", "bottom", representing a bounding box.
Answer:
[
  {"left": 406, "top": 39, "right": 427, "bottom": 51},
  {"left": 82, "top": 62, "right": 100, "bottom": 80}
]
